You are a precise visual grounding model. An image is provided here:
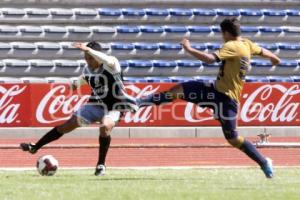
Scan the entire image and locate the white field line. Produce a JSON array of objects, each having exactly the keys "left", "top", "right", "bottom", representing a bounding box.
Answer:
[{"left": 1, "top": 166, "right": 300, "bottom": 171}]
